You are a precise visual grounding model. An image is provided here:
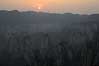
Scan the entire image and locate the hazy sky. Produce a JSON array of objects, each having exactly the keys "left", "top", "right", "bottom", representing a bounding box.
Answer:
[{"left": 0, "top": 0, "right": 99, "bottom": 14}]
